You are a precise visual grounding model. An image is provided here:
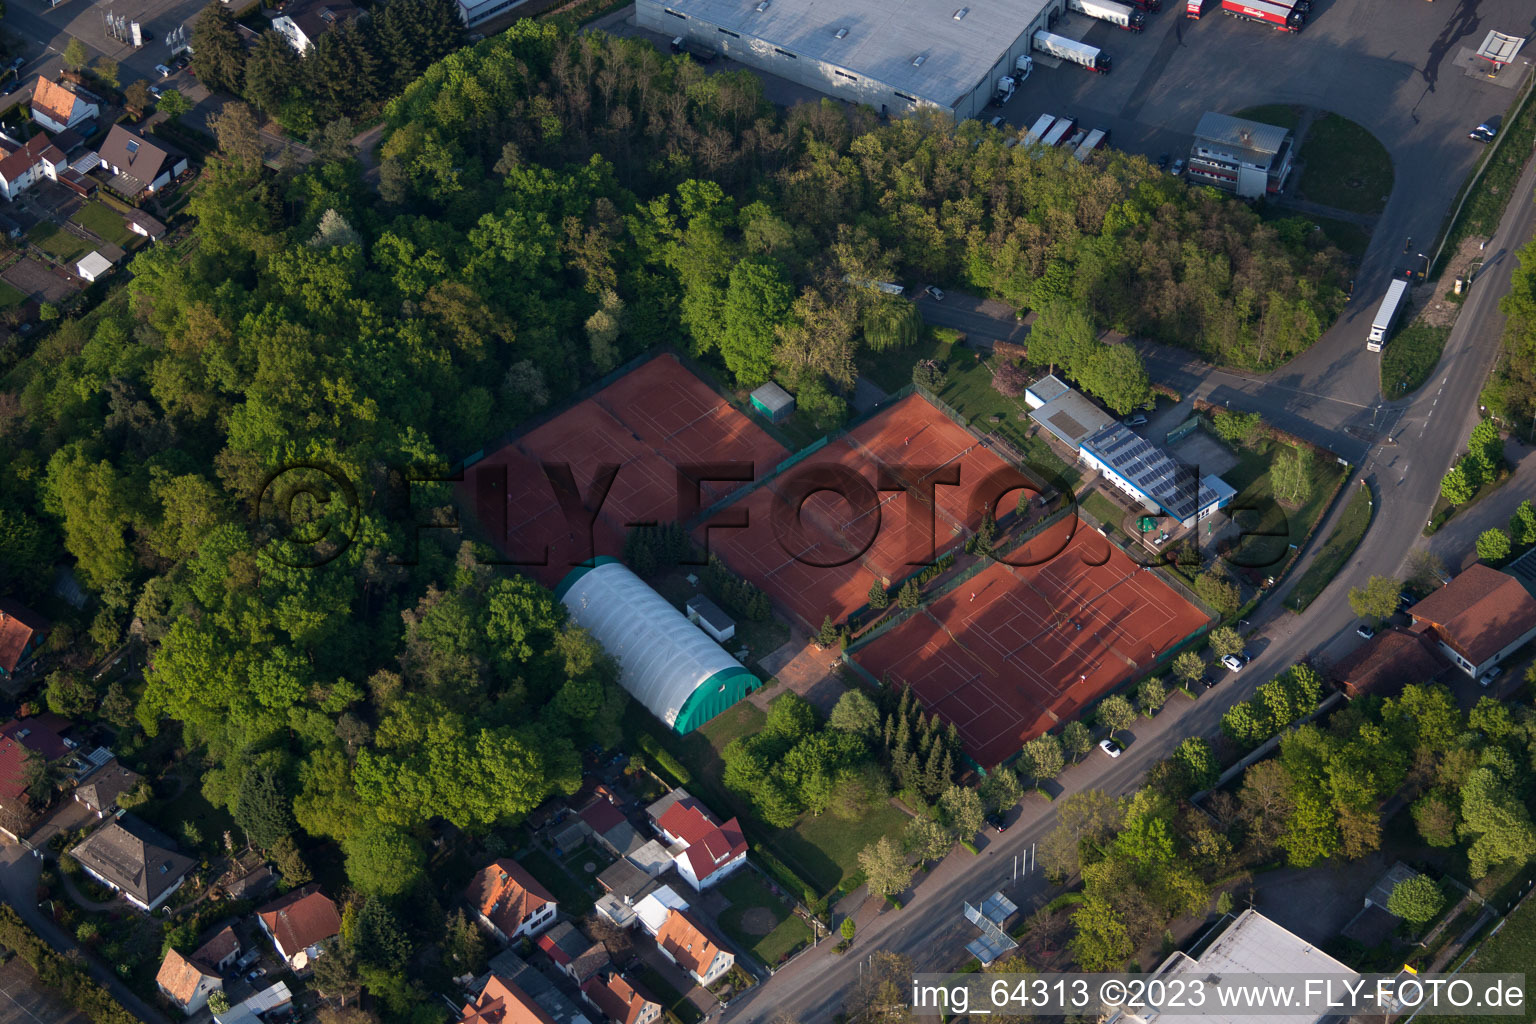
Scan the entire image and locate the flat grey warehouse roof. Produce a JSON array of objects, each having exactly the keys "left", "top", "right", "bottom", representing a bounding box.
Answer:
[{"left": 657, "top": 0, "right": 1056, "bottom": 108}]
